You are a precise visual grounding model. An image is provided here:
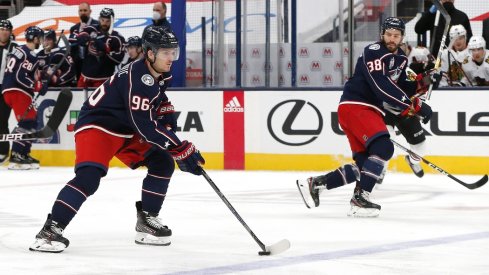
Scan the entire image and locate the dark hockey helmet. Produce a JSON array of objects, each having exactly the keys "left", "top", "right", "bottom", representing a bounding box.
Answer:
[
  {"left": 100, "top": 7, "right": 115, "bottom": 19},
  {"left": 0, "top": 19, "right": 13, "bottom": 31},
  {"left": 127, "top": 36, "right": 142, "bottom": 47},
  {"left": 381, "top": 17, "right": 405, "bottom": 36},
  {"left": 44, "top": 29, "right": 56, "bottom": 41},
  {"left": 25, "top": 26, "right": 45, "bottom": 42},
  {"left": 142, "top": 25, "right": 179, "bottom": 60}
]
